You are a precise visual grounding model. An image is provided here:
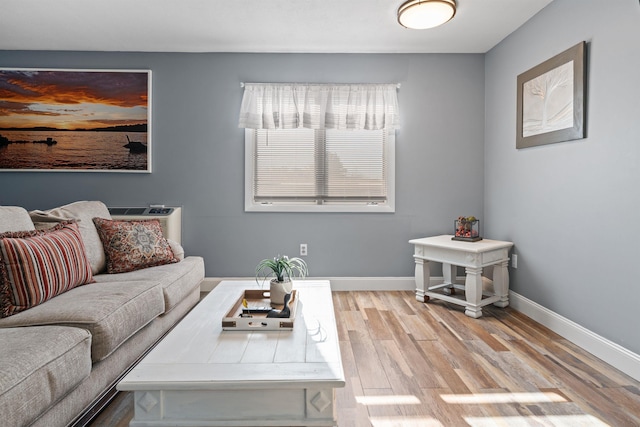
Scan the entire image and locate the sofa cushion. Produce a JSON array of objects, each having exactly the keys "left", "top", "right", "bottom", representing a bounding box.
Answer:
[
  {"left": 0, "top": 206, "right": 35, "bottom": 233},
  {"left": 0, "top": 222, "right": 95, "bottom": 318},
  {"left": 29, "top": 201, "right": 112, "bottom": 275},
  {"left": 94, "top": 256, "right": 205, "bottom": 313},
  {"left": 0, "top": 281, "right": 164, "bottom": 362},
  {"left": 167, "top": 239, "right": 185, "bottom": 261},
  {"left": 0, "top": 326, "right": 91, "bottom": 427},
  {"left": 93, "top": 218, "right": 179, "bottom": 274}
]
